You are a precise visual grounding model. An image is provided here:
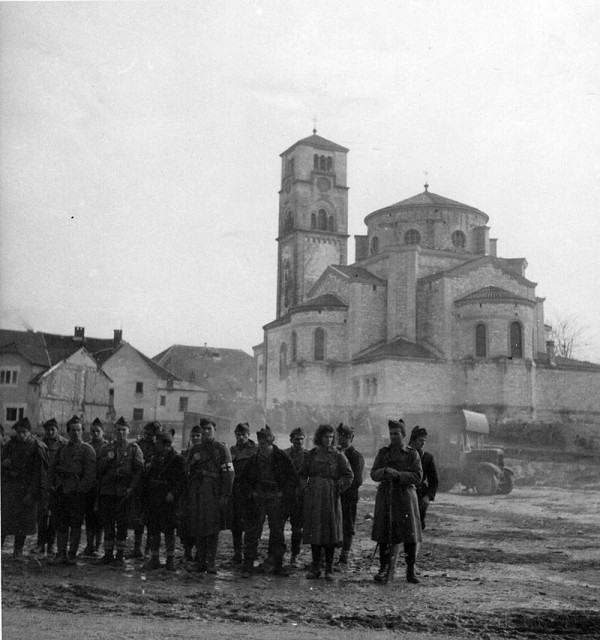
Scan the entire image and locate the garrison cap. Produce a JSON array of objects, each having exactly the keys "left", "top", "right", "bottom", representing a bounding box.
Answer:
[
  {"left": 67, "top": 415, "right": 82, "bottom": 427},
  {"left": 199, "top": 418, "right": 215, "bottom": 428},
  {"left": 92, "top": 418, "right": 103, "bottom": 427},
  {"left": 235, "top": 422, "right": 250, "bottom": 434},
  {"left": 190, "top": 425, "right": 202, "bottom": 434},
  {"left": 257, "top": 425, "right": 275, "bottom": 442},
  {"left": 289, "top": 427, "right": 305, "bottom": 439},
  {"left": 411, "top": 425, "right": 428, "bottom": 439},
  {"left": 14, "top": 416, "right": 31, "bottom": 430},
  {"left": 336, "top": 423, "right": 354, "bottom": 437},
  {"left": 115, "top": 416, "right": 129, "bottom": 427},
  {"left": 43, "top": 418, "right": 58, "bottom": 429},
  {"left": 155, "top": 431, "right": 173, "bottom": 445},
  {"left": 388, "top": 419, "right": 406, "bottom": 436}
]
